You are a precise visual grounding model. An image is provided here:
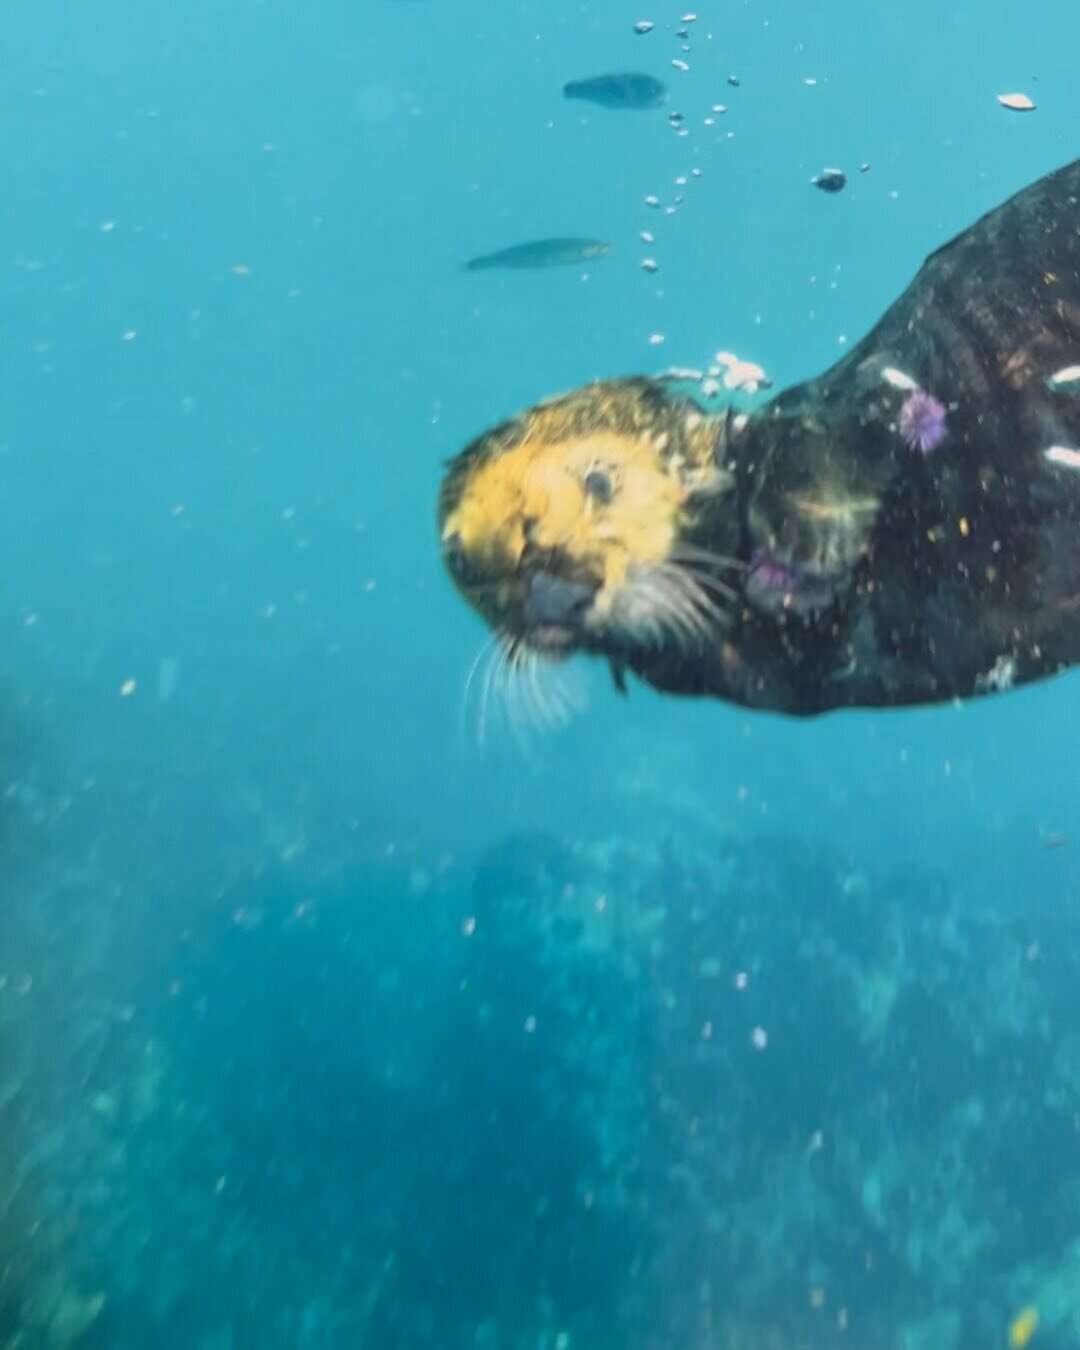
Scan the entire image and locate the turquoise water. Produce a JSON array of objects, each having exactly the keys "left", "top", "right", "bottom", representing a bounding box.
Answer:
[{"left": 2, "top": 0, "right": 1080, "bottom": 1346}]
